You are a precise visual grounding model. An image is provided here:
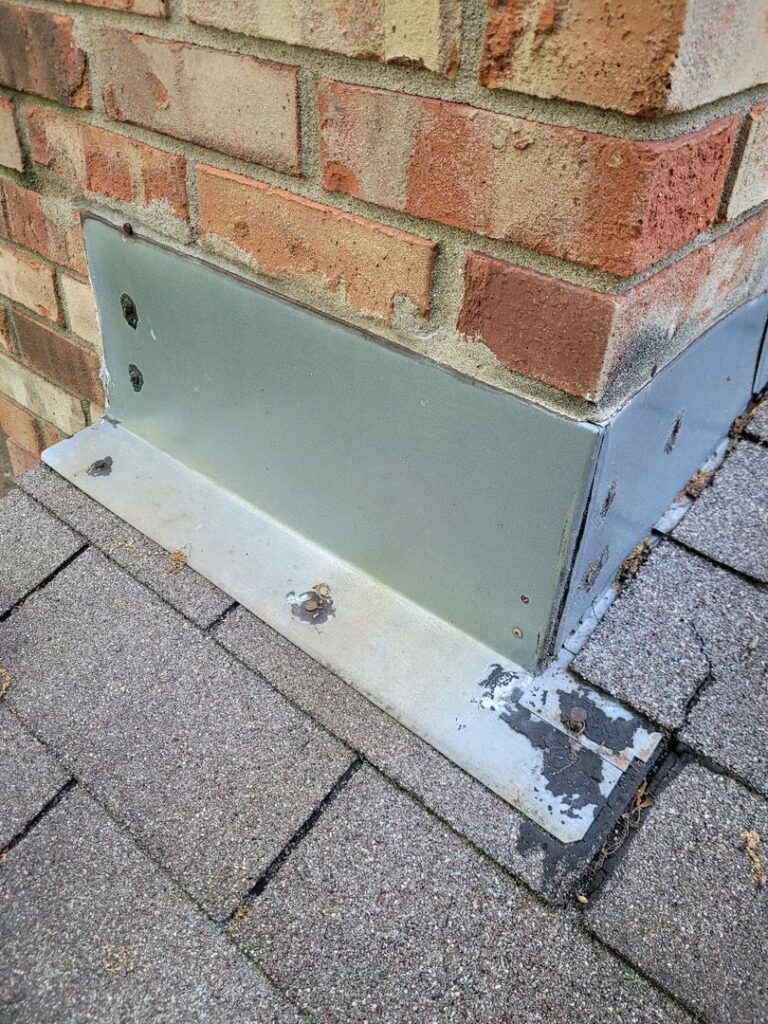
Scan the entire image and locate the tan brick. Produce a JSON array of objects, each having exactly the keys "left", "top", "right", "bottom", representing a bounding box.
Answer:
[
  {"left": 196, "top": 164, "right": 436, "bottom": 323},
  {"left": 0, "top": 179, "right": 86, "bottom": 274},
  {"left": 59, "top": 0, "right": 166, "bottom": 14},
  {"left": 0, "top": 349, "right": 85, "bottom": 433},
  {"left": 14, "top": 312, "right": 103, "bottom": 404},
  {"left": 6, "top": 436, "right": 37, "bottom": 475},
  {"left": 188, "top": 0, "right": 460, "bottom": 76},
  {"left": 0, "top": 391, "right": 40, "bottom": 453},
  {"left": 25, "top": 107, "right": 188, "bottom": 222},
  {"left": 0, "top": 243, "right": 59, "bottom": 321},
  {"left": 458, "top": 208, "right": 768, "bottom": 401},
  {"left": 727, "top": 104, "right": 768, "bottom": 220},
  {"left": 60, "top": 274, "right": 101, "bottom": 347},
  {"left": 94, "top": 30, "right": 300, "bottom": 173},
  {"left": 319, "top": 81, "right": 737, "bottom": 276},
  {"left": 0, "top": 97, "right": 23, "bottom": 171},
  {"left": 479, "top": 0, "right": 768, "bottom": 116},
  {"left": 0, "top": 3, "right": 90, "bottom": 108},
  {"left": 0, "top": 305, "right": 12, "bottom": 352}
]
